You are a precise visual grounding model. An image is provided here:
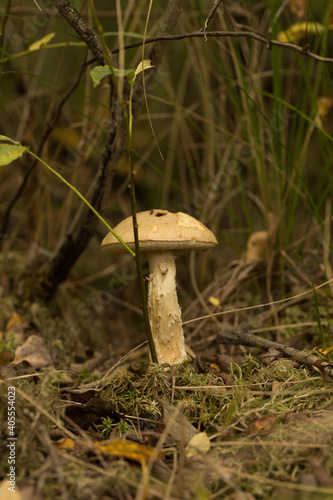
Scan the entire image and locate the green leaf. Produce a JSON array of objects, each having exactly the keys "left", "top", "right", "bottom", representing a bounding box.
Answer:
[
  {"left": 0, "top": 135, "right": 21, "bottom": 145},
  {"left": 90, "top": 65, "right": 135, "bottom": 88},
  {"left": 28, "top": 33, "right": 55, "bottom": 51},
  {"left": 0, "top": 143, "right": 27, "bottom": 166},
  {"left": 90, "top": 65, "right": 111, "bottom": 87}
]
